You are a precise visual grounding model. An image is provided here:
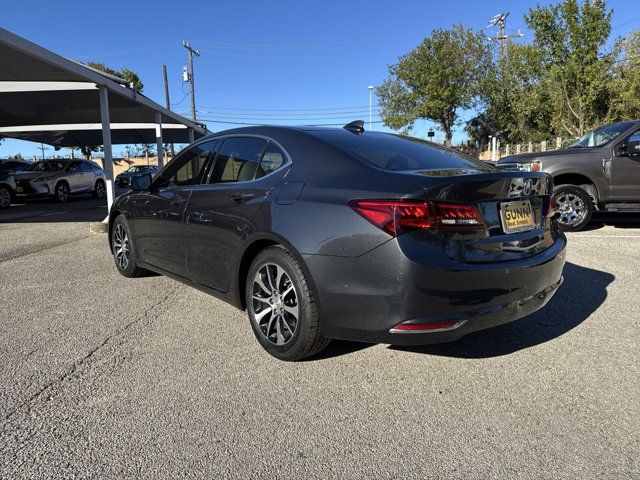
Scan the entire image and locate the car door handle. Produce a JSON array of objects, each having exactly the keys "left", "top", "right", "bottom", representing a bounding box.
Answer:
[
  {"left": 229, "top": 193, "right": 255, "bottom": 203},
  {"left": 171, "top": 199, "right": 186, "bottom": 207}
]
